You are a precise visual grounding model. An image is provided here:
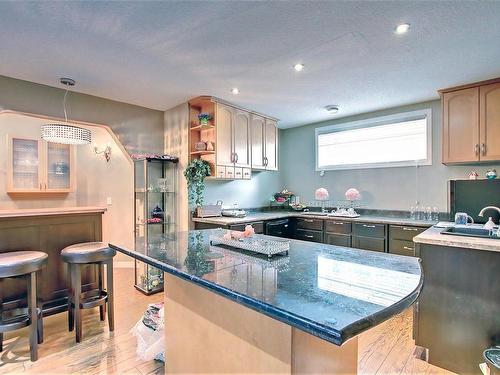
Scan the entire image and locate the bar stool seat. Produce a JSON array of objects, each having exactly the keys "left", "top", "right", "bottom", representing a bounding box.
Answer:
[
  {"left": 0, "top": 251, "right": 47, "bottom": 361},
  {"left": 61, "top": 242, "right": 115, "bottom": 343}
]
